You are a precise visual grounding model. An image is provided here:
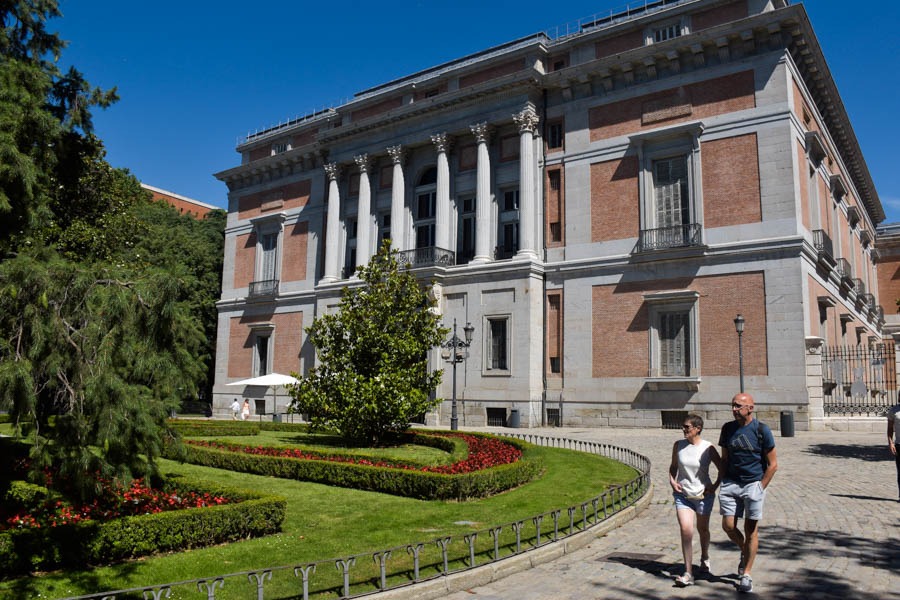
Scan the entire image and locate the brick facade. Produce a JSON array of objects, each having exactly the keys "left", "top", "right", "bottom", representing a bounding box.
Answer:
[{"left": 702, "top": 133, "right": 762, "bottom": 228}]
